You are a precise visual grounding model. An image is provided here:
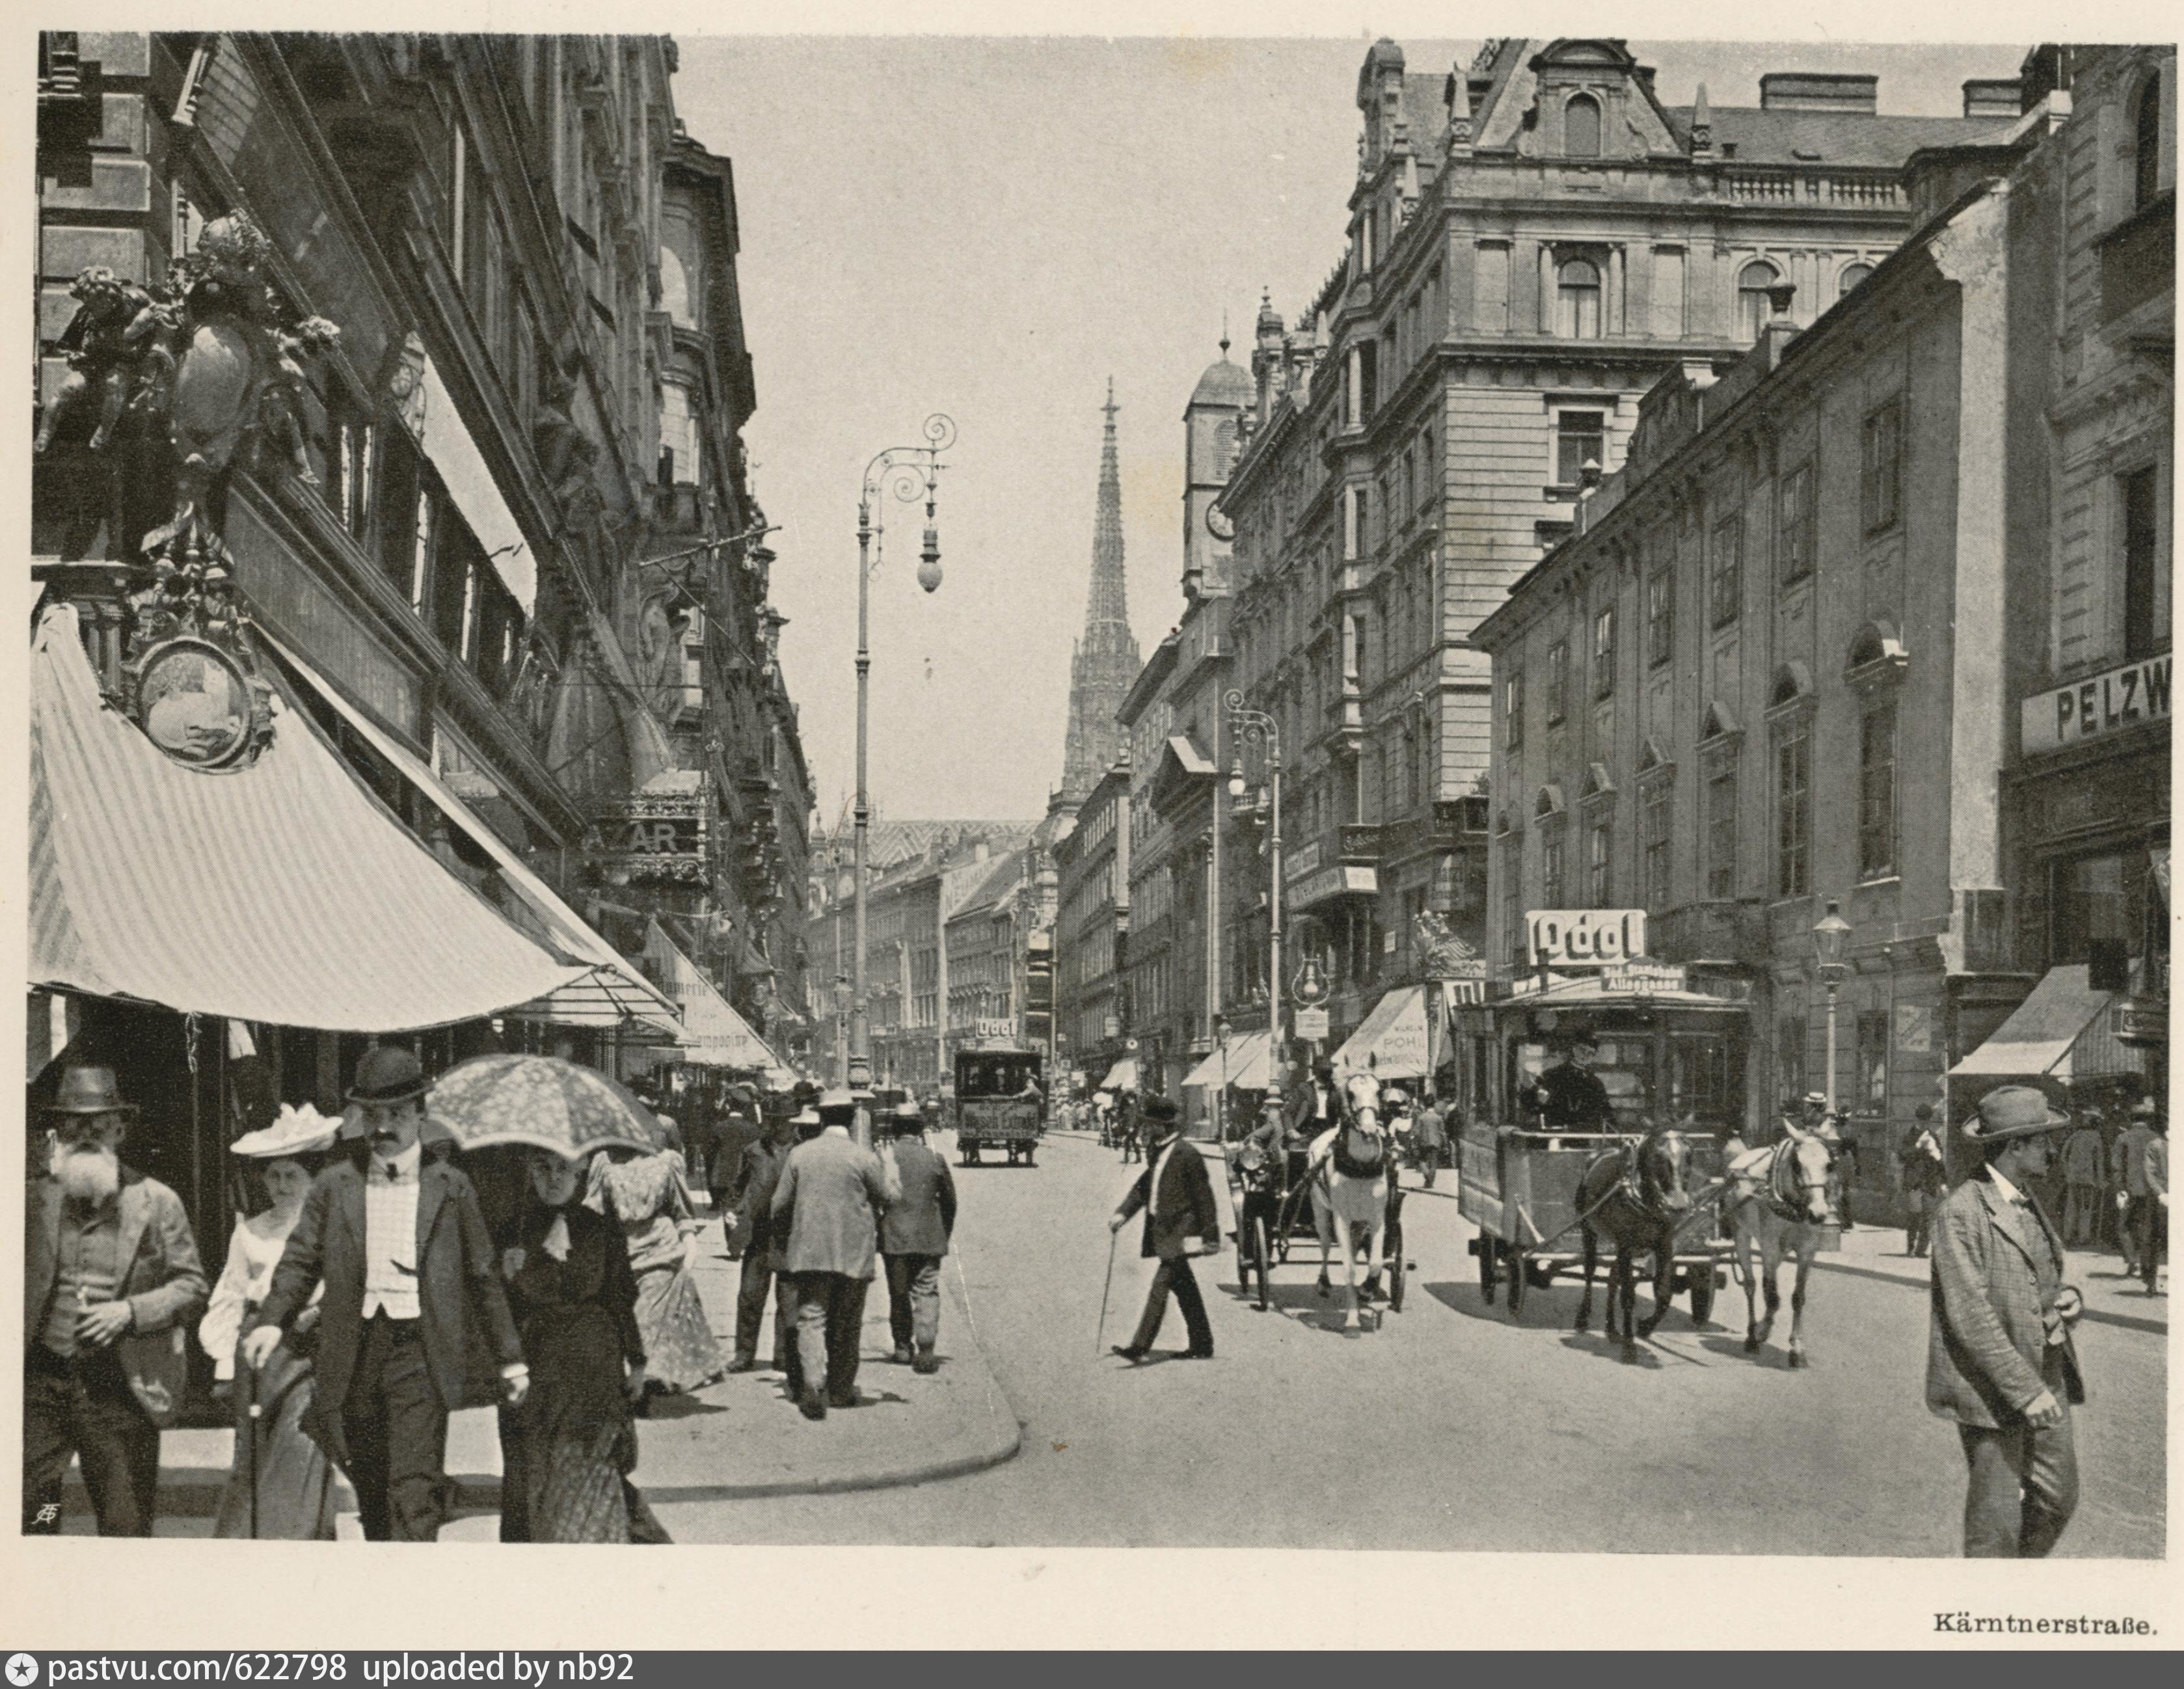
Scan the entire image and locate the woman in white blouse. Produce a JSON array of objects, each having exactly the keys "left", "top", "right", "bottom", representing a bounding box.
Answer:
[{"left": 200, "top": 1105, "right": 338, "bottom": 1539}]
